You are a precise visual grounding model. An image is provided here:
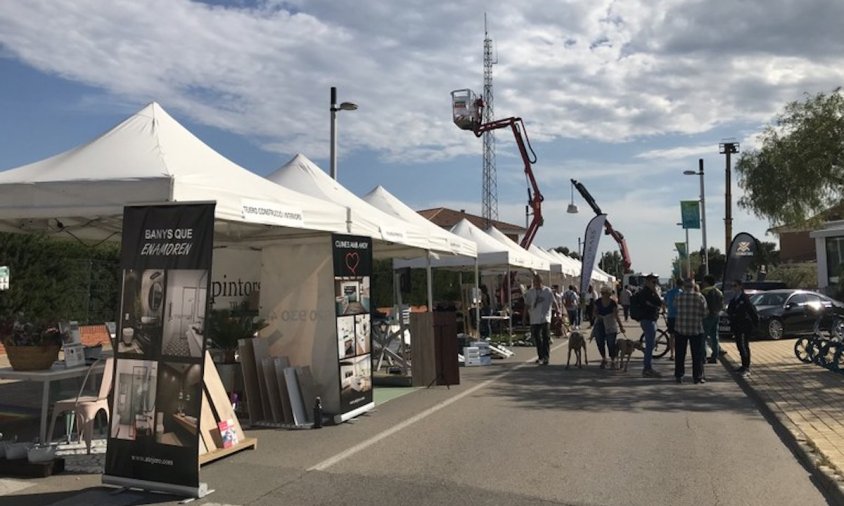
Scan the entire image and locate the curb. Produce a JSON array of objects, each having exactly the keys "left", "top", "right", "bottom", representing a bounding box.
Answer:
[{"left": 720, "top": 351, "right": 844, "bottom": 505}]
